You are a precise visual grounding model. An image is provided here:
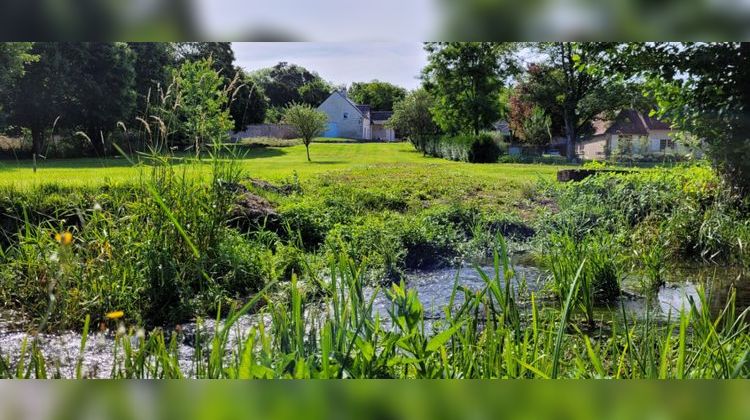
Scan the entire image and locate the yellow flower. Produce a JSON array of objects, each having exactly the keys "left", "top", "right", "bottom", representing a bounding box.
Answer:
[
  {"left": 55, "top": 231, "right": 73, "bottom": 245},
  {"left": 105, "top": 310, "right": 124, "bottom": 320}
]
